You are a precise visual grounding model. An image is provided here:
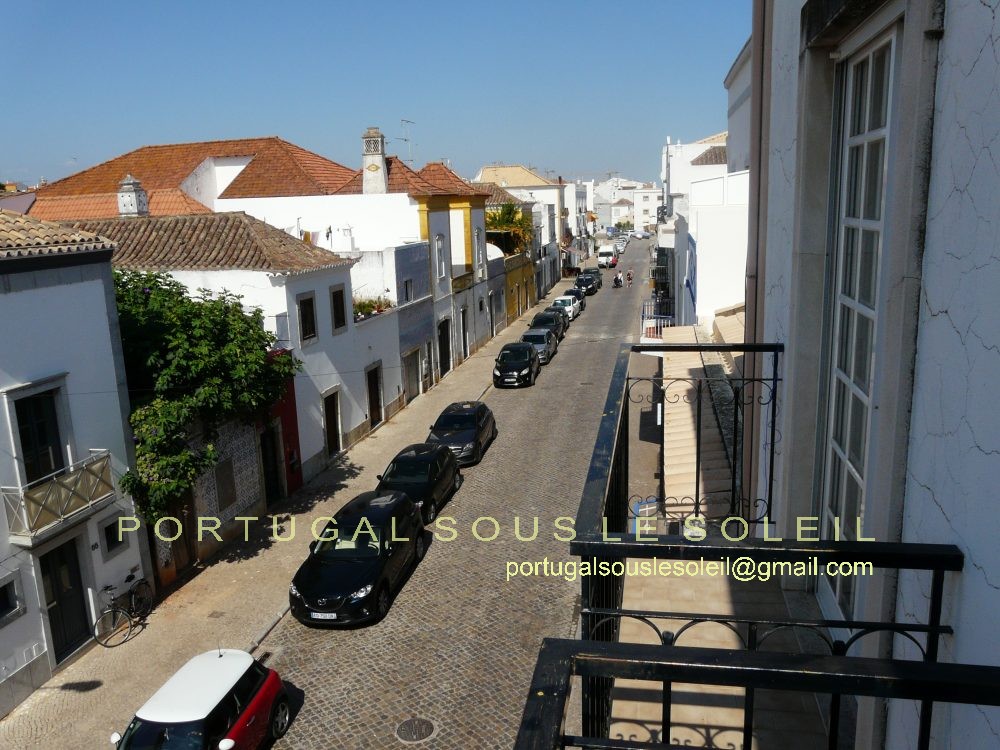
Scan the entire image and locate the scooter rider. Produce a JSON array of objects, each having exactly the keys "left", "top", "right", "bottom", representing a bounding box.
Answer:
[{"left": 614, "top": 270, "right": 624, "bottom": 287}]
